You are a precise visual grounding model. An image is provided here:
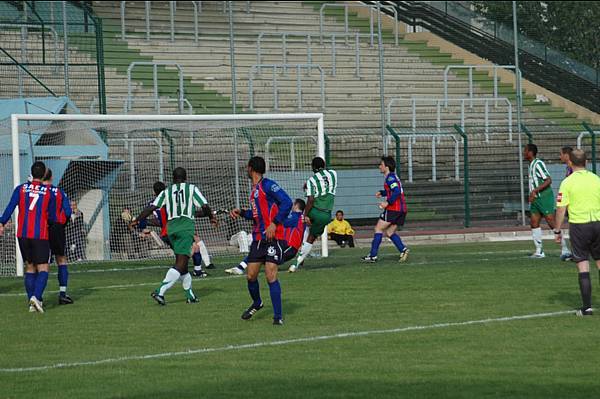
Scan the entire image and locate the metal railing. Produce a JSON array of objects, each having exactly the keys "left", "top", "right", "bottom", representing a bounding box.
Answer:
[
  {"left": 127, "top": 62, "right": 185, "bottom": 114},
  {"left": 107, "top": 138, "right": 164, "bottom": 192},
  {"left": 256, "top": 31, "right": 378, "bottom": 78},
  {"left": 386, "top": 126, "right": 460, "bottom": 184},
  {"left": 0, "top": 24, "right": 60, "bottom": 71},
  {"left": 121, "top": 1, "right": 199, "bottom": 43},
  {"left": 319, "top": 3, "right": 398, "bottom": 46},
  {"left": 248, "top": 64, "right": 325, "bottom": 111},
  {"left": 89, "top": 96, "right": 193, "bottom": 115},
  {"left": 386, "top": 97, "right": 514, "bottom": 142},
  {"left": 265, "top": 136, "right": 318, "bottom": 172},
  {"left": 443, "top": 64, "right": 519, "bottom": 106}
]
